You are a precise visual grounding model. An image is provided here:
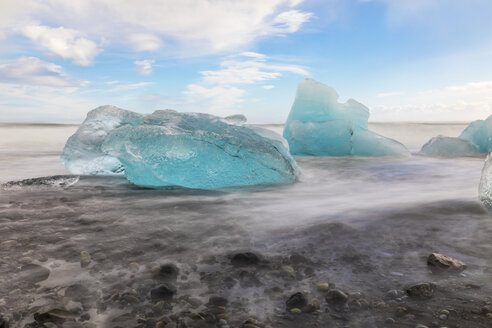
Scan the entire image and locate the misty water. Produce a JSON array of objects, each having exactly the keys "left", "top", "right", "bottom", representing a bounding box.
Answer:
[{"left": 0, "top": 123, "right": 491, "bottom": 328}]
